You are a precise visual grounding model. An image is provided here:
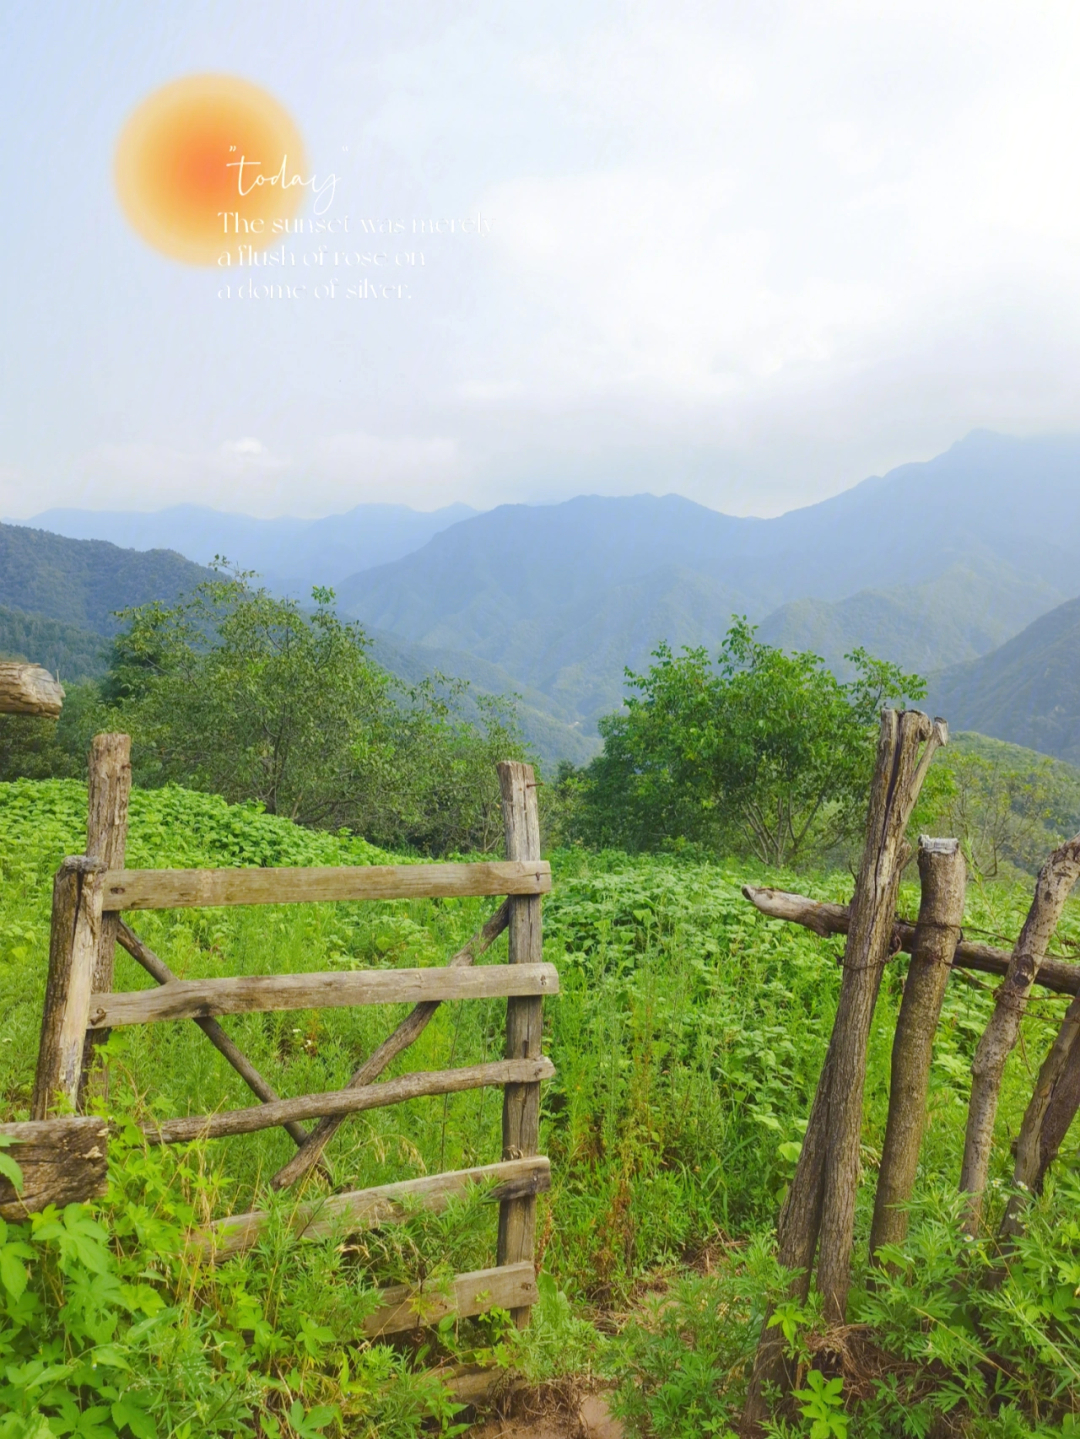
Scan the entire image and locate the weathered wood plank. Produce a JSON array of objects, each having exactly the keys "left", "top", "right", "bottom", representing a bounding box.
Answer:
[
  {"left": 363, "top": 1261, "right": 538, "bottom": 1336},
  {"left": 0, "top": 1117, "right": 109, "bottom": 1217},
  {"left": 270, "top": 900, "right": 512, "bottom": 1191},
  {"left": 31, "top": 858, "right": 106, "bottom": 1118},
  {"left": 496, "top": 760, "right": 544, "bottom": 1327},
  {"left": 101, "top": 860, "right": 552, "bottom": 911},
  {"left": 202, "top": 1156, "right": 551, "bottom": 1258},
  {"left": 0, "top": 662, "right": 64, "bottom": 718},
  {"left": 89, "top": 962, "right": 560, "bottom": 1028},
  {"left": 142, "top": 1057, "right": 555, "bottom": 1144}
]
